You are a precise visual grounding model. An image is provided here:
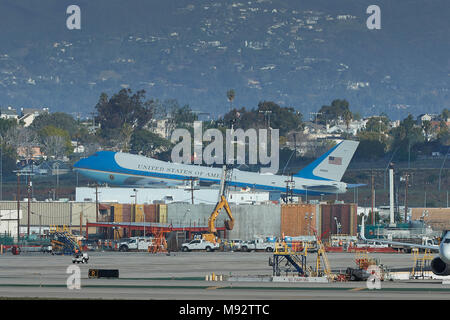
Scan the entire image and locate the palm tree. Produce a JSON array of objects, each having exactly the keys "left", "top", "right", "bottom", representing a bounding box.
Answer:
[{"left": 226, "top": 89, "right": 235, "bottom": 111}]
